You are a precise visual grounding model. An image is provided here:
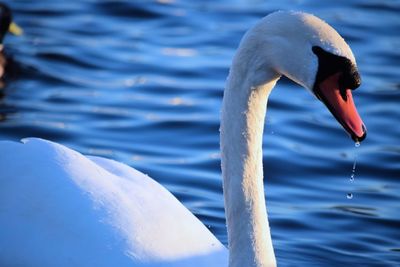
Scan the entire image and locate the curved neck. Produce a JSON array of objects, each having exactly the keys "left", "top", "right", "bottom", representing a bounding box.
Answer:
[{"left": 221, "top": 51, "right": 280, "bottom": 267}]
